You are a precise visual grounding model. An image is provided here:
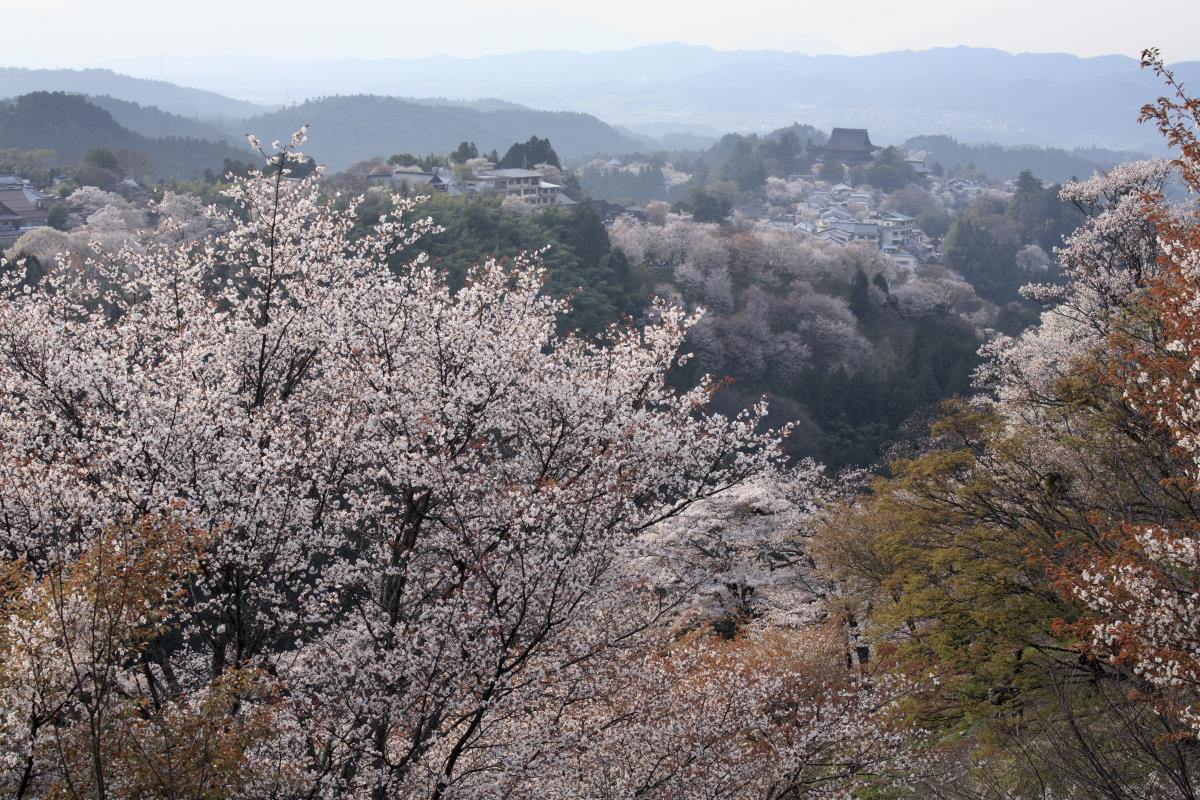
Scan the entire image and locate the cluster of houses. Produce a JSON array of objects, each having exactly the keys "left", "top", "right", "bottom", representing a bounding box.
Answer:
[
  {"left": 929, "top": 176, "right": 989, "bottom": 204},
  {"left": 775, "top": 127, "right": 980, "bottom": 267},
  {"left": 791, "top": 179, "right": 932, "bottom": 269},
  {"left": 367, "top": 163, "right": 576, "bottom": 207},
  {"left": 0, "top": 175, "right": 50, "bottom": 246}
]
